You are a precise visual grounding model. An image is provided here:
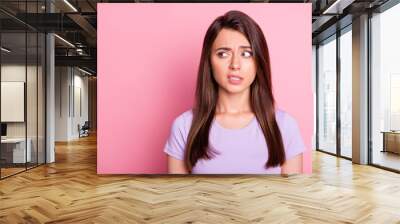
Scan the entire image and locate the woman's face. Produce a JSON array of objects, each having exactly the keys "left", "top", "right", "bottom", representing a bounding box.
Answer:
[{"left": 210, "top": 28, "right": 257, "bottom": 94}]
